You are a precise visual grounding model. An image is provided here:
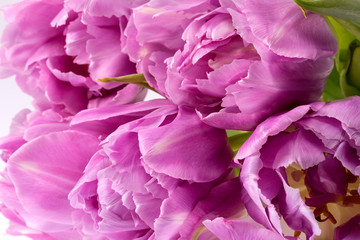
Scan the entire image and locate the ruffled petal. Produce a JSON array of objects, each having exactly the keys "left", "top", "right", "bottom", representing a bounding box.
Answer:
[
  {"left": 277, "top": 176, "right": 321, "bottom": 238},
  {"left": 235, "top": 103, "right": 321, "bottom": 161},
  {"left": 240, "top": 0, "right": 337, "bottom": 60},
  {"left": 310, "top": 97, "right": 360, "bottom": 146},
  {"left": 260, "top": 128, "right": 326, "bottom": 169},
  {"left": 65, "top": 0, "right": 146, "bottom": 18},
  {"left": 83, "top": 15, "right": 136, "bottom": 83}
]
